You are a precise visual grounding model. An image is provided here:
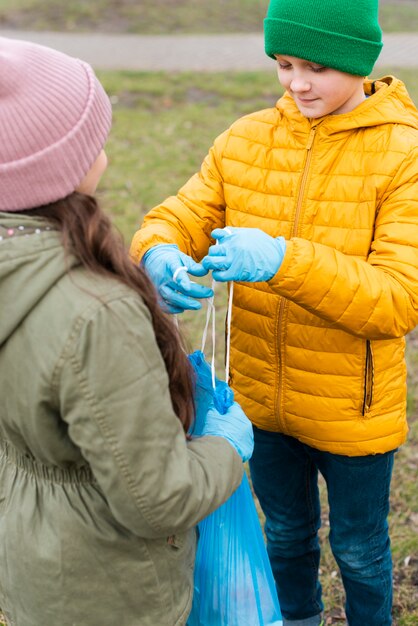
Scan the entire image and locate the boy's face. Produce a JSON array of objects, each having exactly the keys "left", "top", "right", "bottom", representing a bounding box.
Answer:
[{"left": 275, "top": 55, "right": 365, "bottom": 118}]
